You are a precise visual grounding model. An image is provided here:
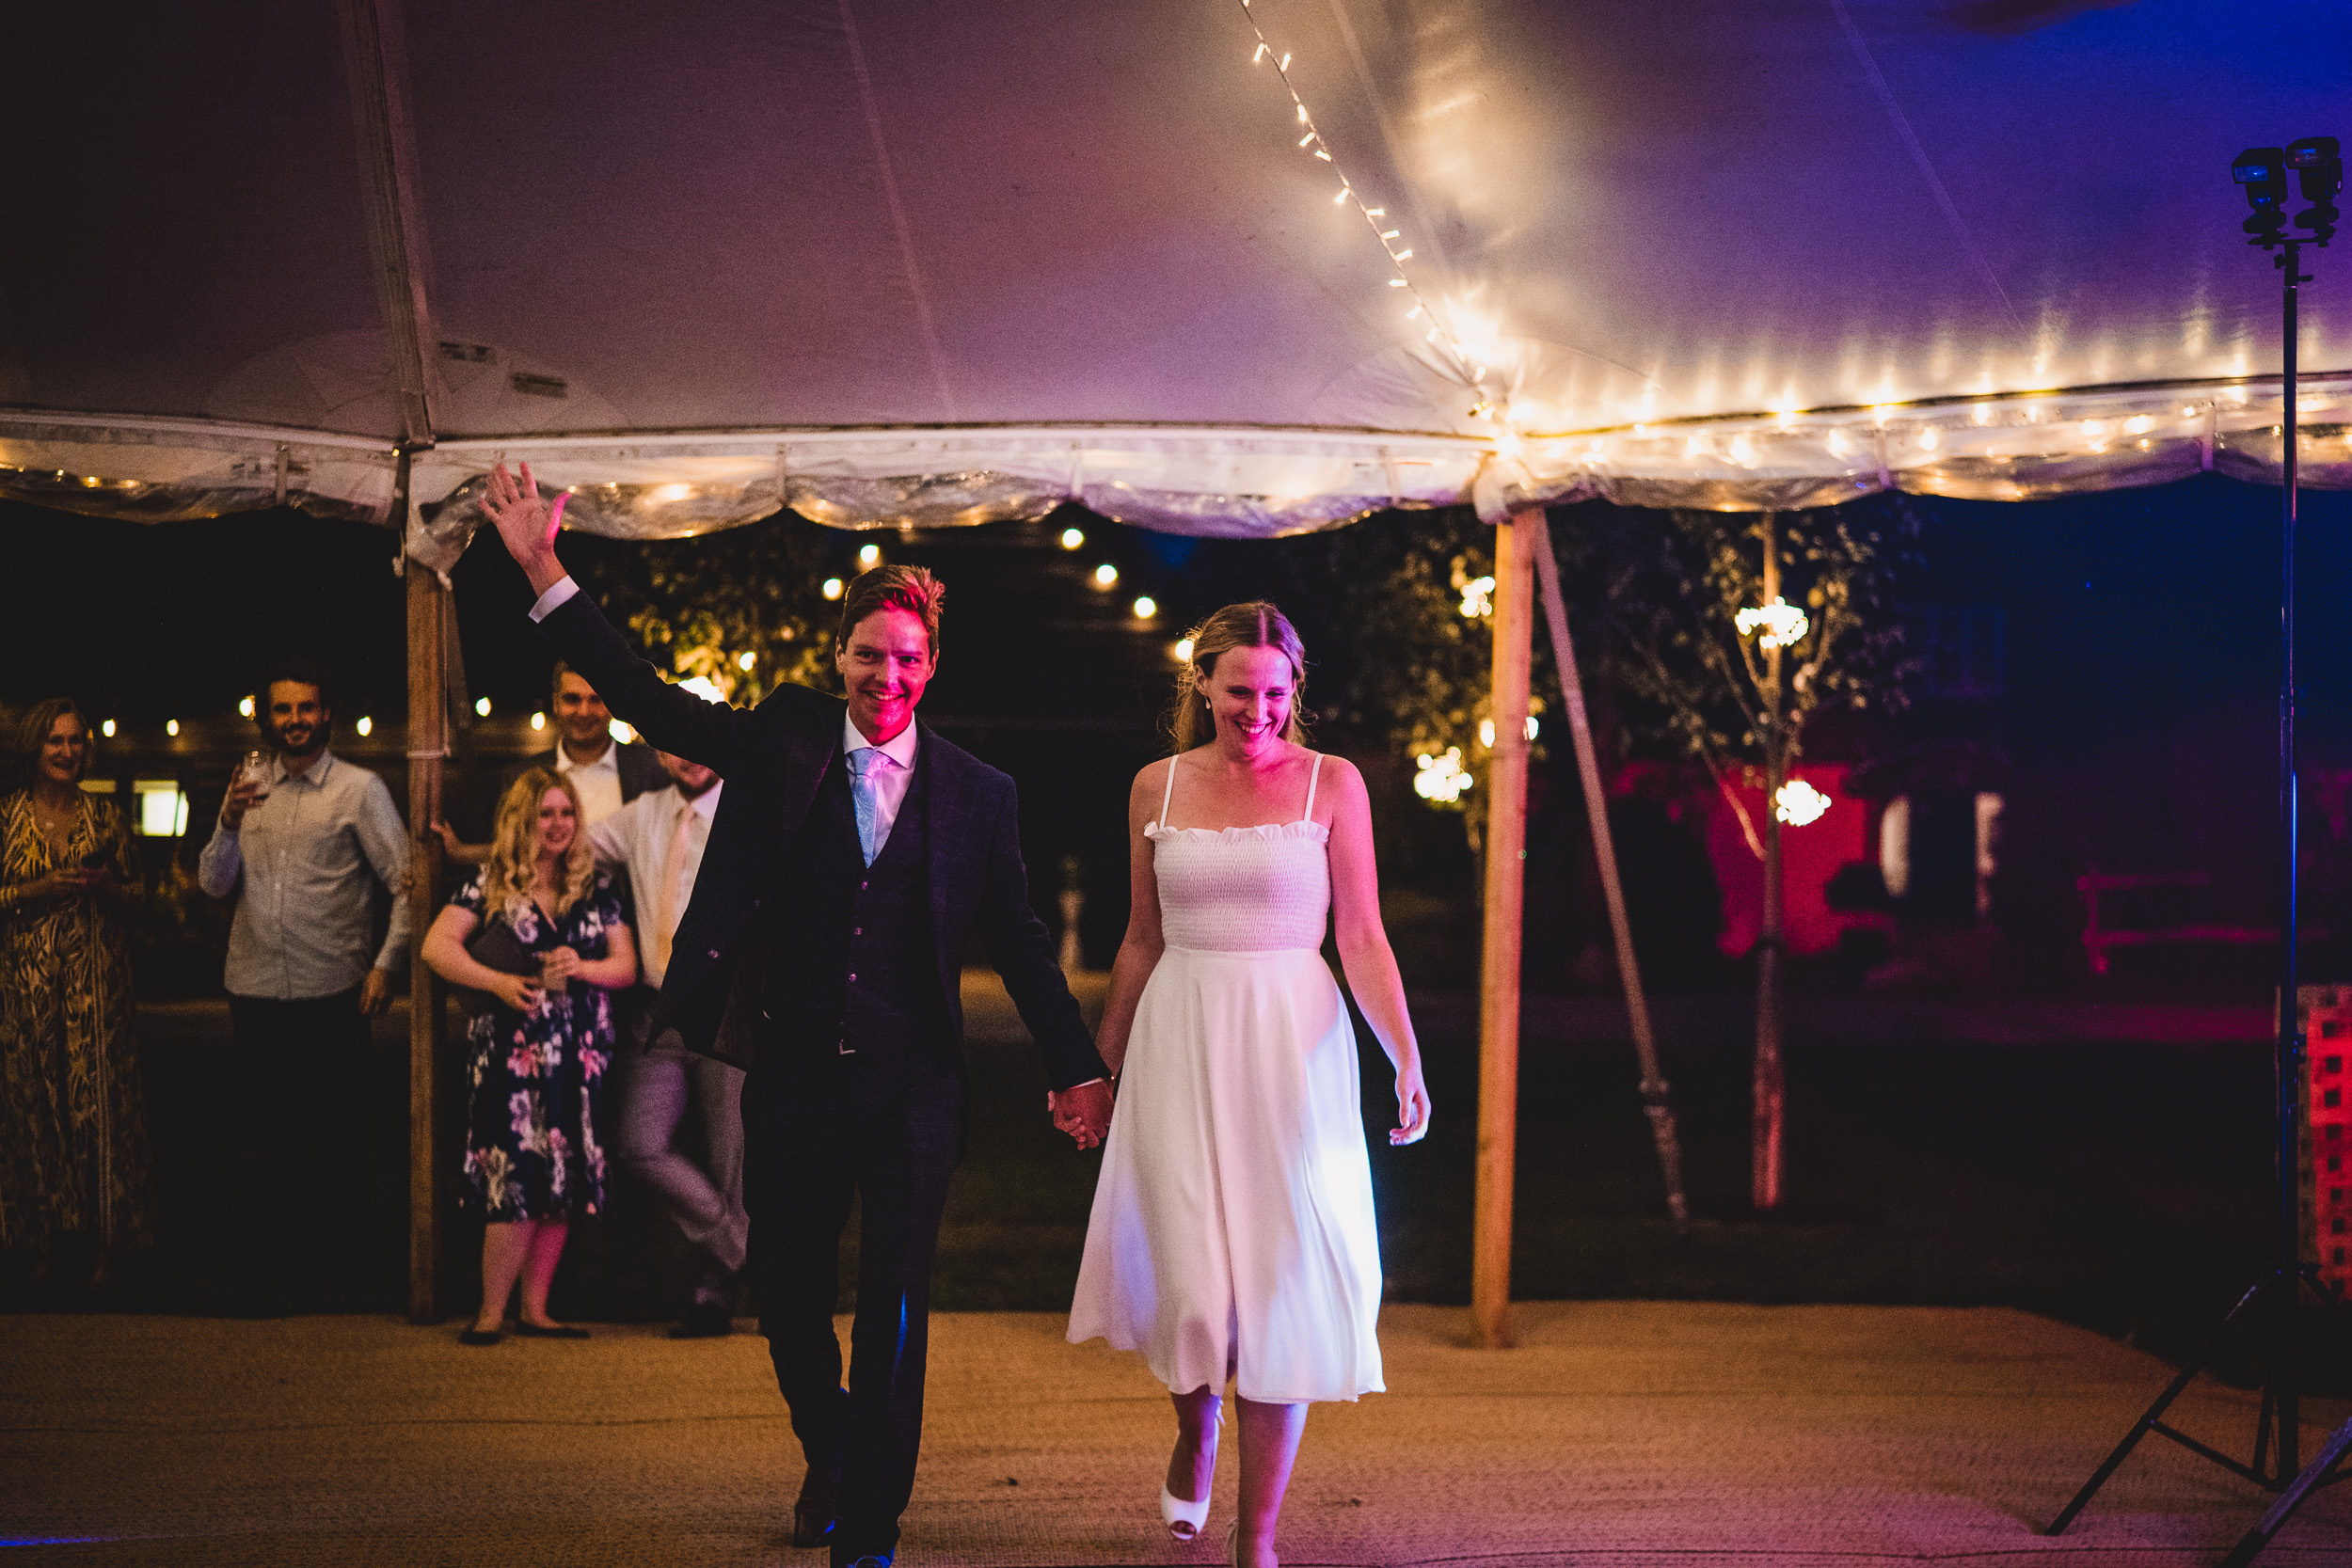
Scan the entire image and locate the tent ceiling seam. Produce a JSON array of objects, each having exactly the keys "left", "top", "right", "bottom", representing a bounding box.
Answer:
[
  {"left": 838, "top": 0, "right": 958, "bottom": 422},
  {"left": 1828, "top": 0, "right": 2026, "bottom": 341}
]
